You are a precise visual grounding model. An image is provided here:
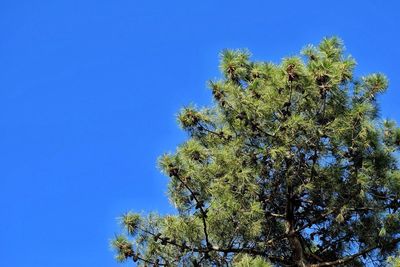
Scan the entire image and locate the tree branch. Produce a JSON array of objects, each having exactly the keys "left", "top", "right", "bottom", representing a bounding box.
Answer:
[
  {"left": 173, "top": 173, "right": 212, "bottom": 249},
  {"left": 310, "top": 237, "right": 400, "bottom": 267}
]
